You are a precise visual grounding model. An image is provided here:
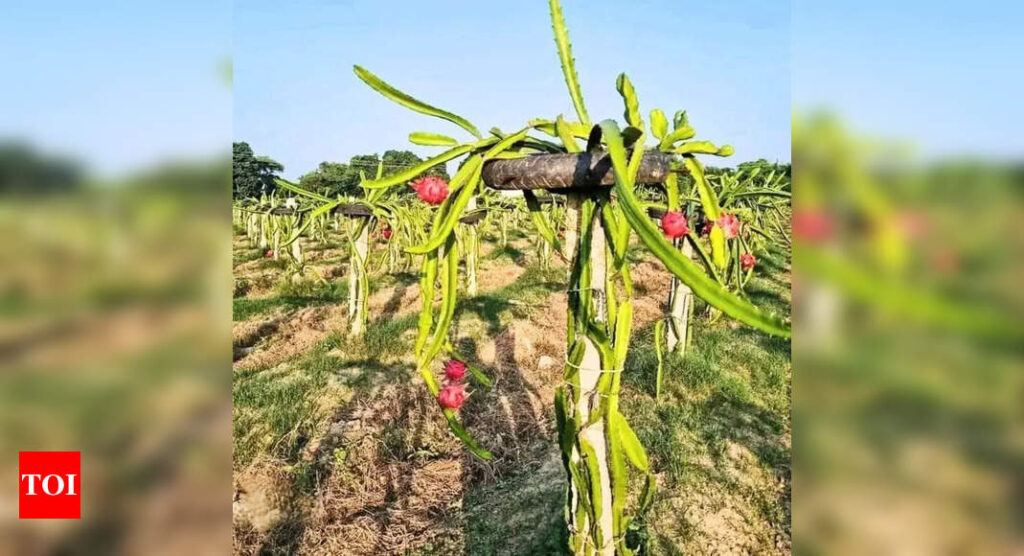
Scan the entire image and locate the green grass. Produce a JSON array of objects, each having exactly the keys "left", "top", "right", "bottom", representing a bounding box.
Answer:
[
  {"left": 233, "top": 343, "right": 343, "bottom": 465},
  {"left": 484, "top": 244, "right": 526, "bottom": 264},
  {"left": 233, "top": 246, "right": 265, "bottom": 266},
  {"left": 232, "top": 270, "right": 421, "bottom": 322},
  {"left": 232, "top": 280, "right": 349, "bottom": 321},
  {"left": 232, "top": 261, "right": 566, "bottom": 469},
  {"left": 461, "top": 459, "right": 567, "bottom": 555},
  {"left": 232, "top": 312, "right": 420, "bottom": 467},
  {"left": 620, "top": 246, "right": 791, "bottom": 551},
  {"left": 457, "top": 263, "right": 565, "bottom": 334}
]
